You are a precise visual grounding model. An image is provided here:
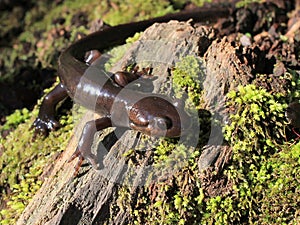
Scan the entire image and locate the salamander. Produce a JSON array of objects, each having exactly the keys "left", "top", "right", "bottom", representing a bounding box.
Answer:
[{"left": 32, "top": 5, "right": 231, "bottom": 173}]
